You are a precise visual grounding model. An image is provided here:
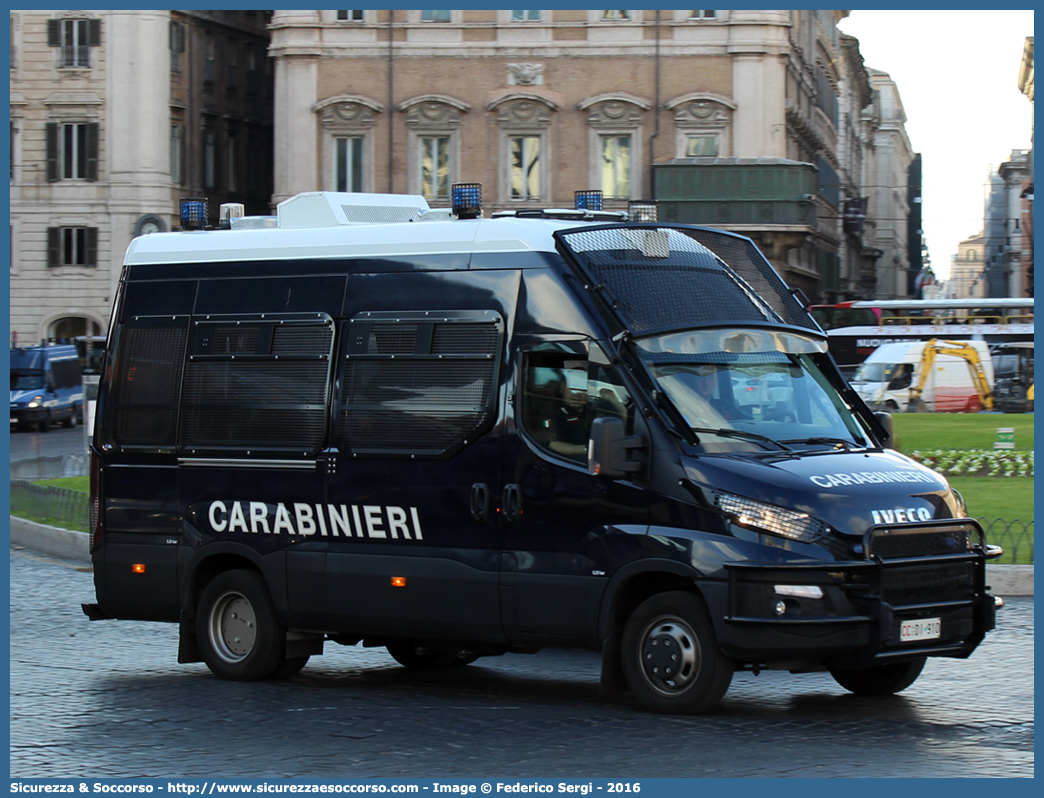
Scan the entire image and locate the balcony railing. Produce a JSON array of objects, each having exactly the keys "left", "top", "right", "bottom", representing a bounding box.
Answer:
[{"left": 59, "top": 45, "right": 90, "bottom": 68}]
